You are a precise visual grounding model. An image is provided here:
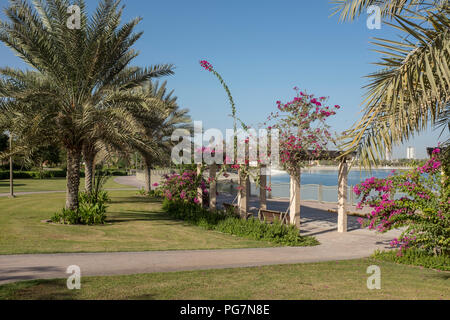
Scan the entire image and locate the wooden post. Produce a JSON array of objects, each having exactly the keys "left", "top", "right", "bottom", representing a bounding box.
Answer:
[
  {"left": 9, "top": 135, "right": 14, "bottom": 198},
  {"left": 260, "top": 165, "right": 267, "bottom": 210},
  {"left": 238, "top": 170, "right": 249, "bottom": 219},
  {"left": 268, "top": 166, "right": 272, "bottom": 199},
  {"left": 289, "top": 168, "right": 301, "bottom": 229},
  {"left": 350, "top": 185, "right": 354, "bottom": 206},
  {"left": 197, "top": 164, "right": 203, "bottom": 206},
  {"left": 338, "top": 158, "right": 348, "bottom": 233},
  {"left": 209, "top": 164, "right": 217, "bottom": 210}
]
